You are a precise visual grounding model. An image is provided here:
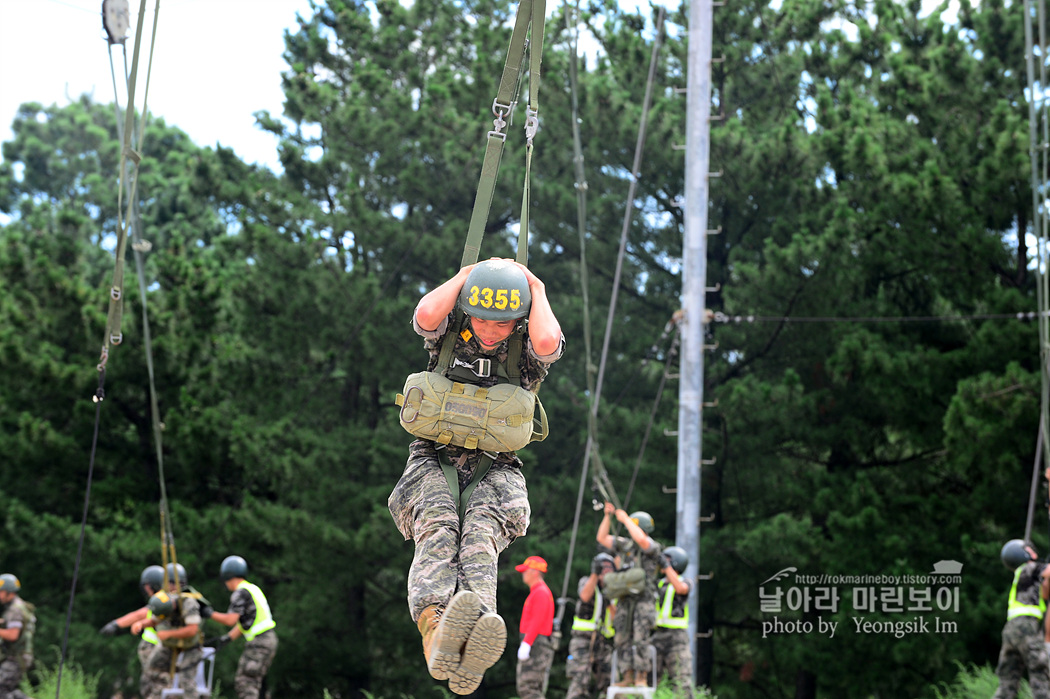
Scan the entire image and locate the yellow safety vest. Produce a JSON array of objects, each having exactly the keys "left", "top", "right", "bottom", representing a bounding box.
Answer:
[
  {"left": 1007, "top": 565, "right": 1047, "bottom": 620},
  {"left": 655, "top": 579, "right": 689, "bottom": 629},
  {"left": 237, "top": 581, "right": 276, "bottom": 641},
  {"left": 142, "top": 610, "right": 159, "bottom": 645},
  {"left": 601, "top": 606, "right": 615, "bottom": 639},
  {"left": 571, "top": 589, "right": 603, "bottom": 632}
]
